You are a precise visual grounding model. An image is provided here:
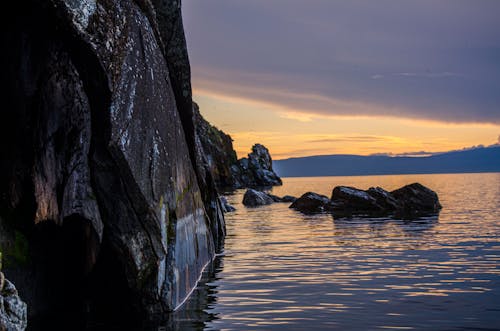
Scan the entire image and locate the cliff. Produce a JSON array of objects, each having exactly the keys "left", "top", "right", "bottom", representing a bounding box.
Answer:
[
  {"left": 0, "top": 0, "right": 224, "bottom": 326},
  {"left": 193, "top": 105, "right": 282, "bottom": 189},
  {"left": 192, "top": 102, "right": 238, "bottom": 188}
]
